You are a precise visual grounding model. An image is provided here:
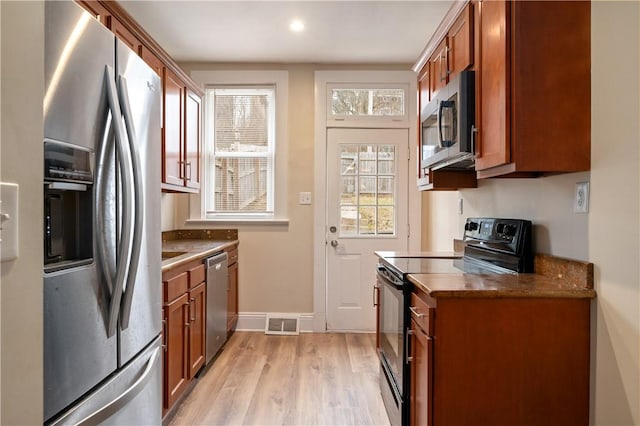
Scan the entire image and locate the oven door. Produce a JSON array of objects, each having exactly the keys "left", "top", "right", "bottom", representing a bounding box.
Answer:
[{"left": 377, "top": 266, "right": 409, "bottom": 426}]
